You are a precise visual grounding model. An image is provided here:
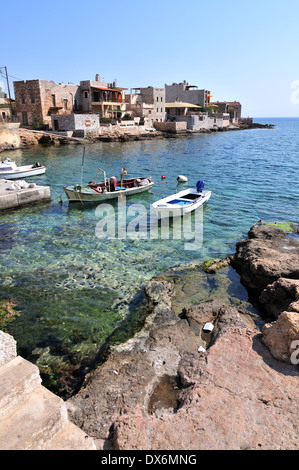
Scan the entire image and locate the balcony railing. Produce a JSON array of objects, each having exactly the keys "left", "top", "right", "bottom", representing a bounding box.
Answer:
[{"left": 92, "top": 99, "right": 125, "bottom": 104}]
